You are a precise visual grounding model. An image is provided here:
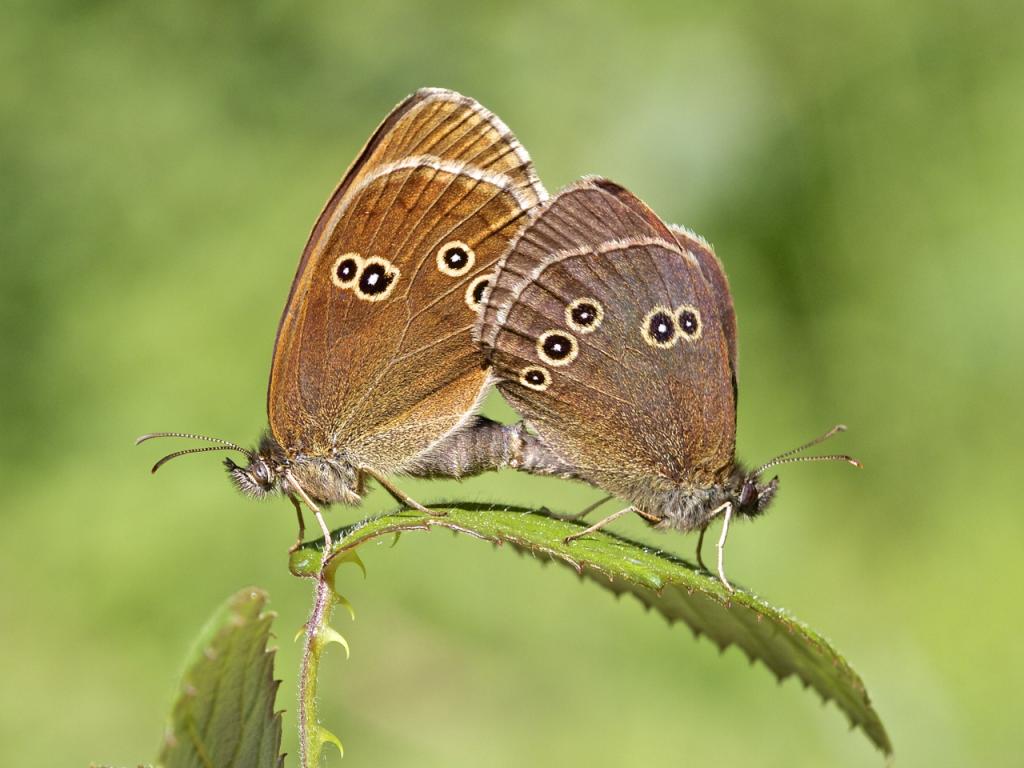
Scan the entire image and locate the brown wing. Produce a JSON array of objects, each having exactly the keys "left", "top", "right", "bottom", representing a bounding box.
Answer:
[
  {"left": 269, "top": 89, "right": 545, "bottom": 472},
  {"left": 668, "top": 224, "right": 738, "bottom": 401},
  {"left": 477, "top": 178, "right": 736, "bottom": 497}
]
